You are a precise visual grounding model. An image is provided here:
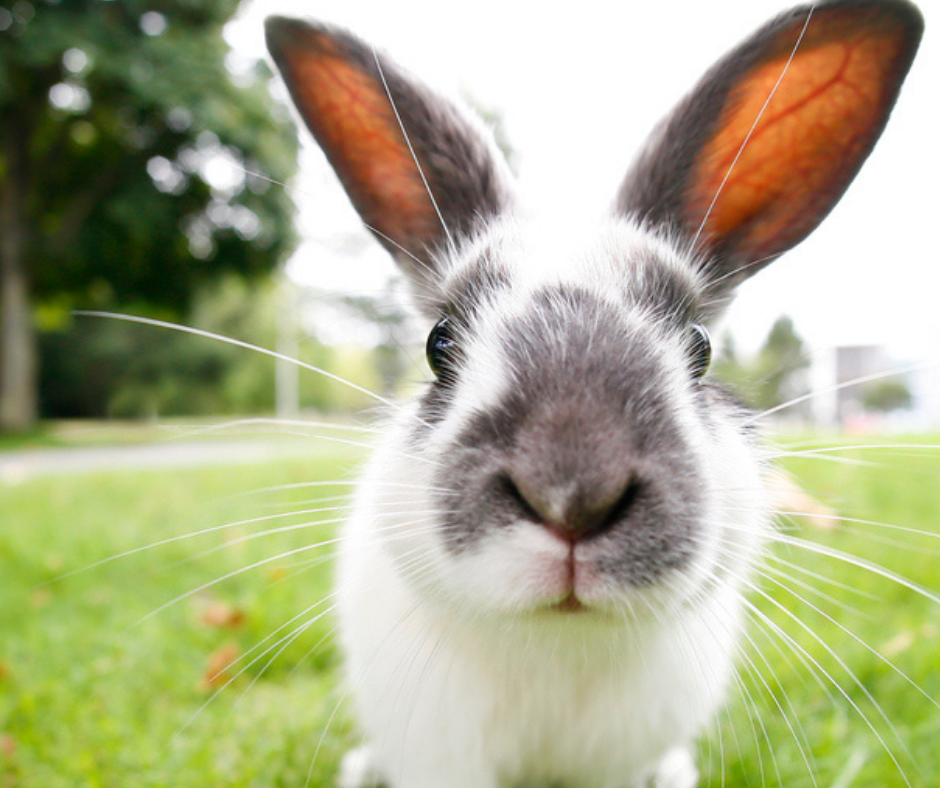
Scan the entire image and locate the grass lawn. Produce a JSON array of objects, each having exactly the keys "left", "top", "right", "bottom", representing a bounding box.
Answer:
[{"left": 1, "top": 433, "right": 939, "bottom": 787}]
